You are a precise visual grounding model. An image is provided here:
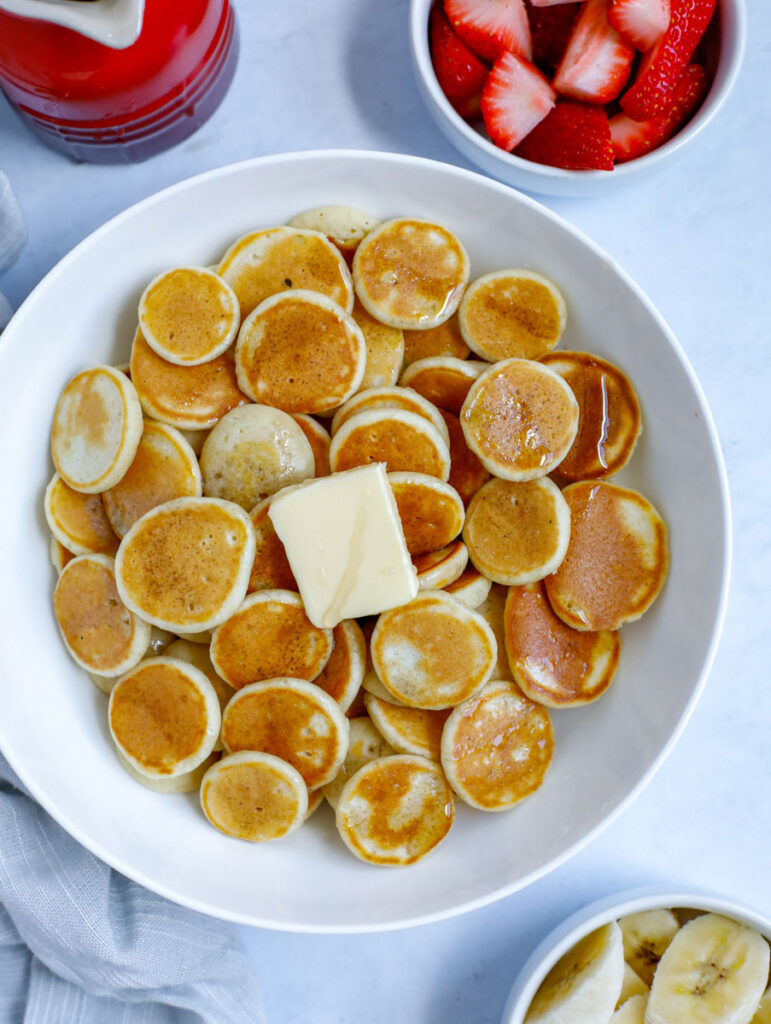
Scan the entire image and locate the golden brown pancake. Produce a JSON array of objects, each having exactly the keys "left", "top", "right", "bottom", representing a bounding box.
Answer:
[
  {"left": 361, "top": 666, "right": 407, "bottom": 705},
  {"left": 402, "top": 314, "right": 470, "bottom": 367},
  {"left": 313, "top": 619, "right": 367, "bottom": 711},
  {"left": 345, "top": 687, "right": 368, "bottom": 719},
  {"left": 353, "top": 218, "right": 470, "bottom": 330},
  {"left": 221, "top": 677, "right": 349, "bottom": 789},
  {"left": 504, "top": 582, "right": 620, "bottom": 707},
  {"left": 440, "top": 680, "right": 554, "bottom": 811},
  {"left": 364, "top": 692, "right": 450, "bottom": 761},
  {"left": 476, "top": 584, "right": 515, "bottom": 682},
  {"left": 443, "top": 565, "right": 492, "bottom": 609},
  {"left": 102, "top": 420, "right": 202, "bottom": 538},
  {"left": 235, "top": 290, "right": 365, "bottom": 414},
  {"left": 330, "top": 385, "right": 449, "bottom": 444},
  {"left": 209, "top": 589, "right": 333, "bottom": 689},
  {"left": 130, "top": 329, "right": 247, "bottom": 429},
  {"left": 371, "top": 590, "right": 496, "bottom": 708},
  {"left": 460, "top": 358, "right": 579, "bottom": 480},
  {"left": 539, "top": 351, "right": 642, "bottom": 481},
  {"left": 335, "top": 754, "right": 454, "bottom": 866},
  {"left": 248, "top": 497, "right": 297, "bottom": 593},
  {"left": 44, "top": 473, "right": 119, "bottom": 556},
  {"left": 351, "top": 297, "right": 405, "bottom": 389},
  {"left": 458, "top": 270, "right": 566, "bottom": 361},
  {"left": 305, "top": 787, "right": 325, "bottom": 819},
  {"left": 413, "top": 539, "right": 468, "bottom": 590},
  {"left": 163, "top": 638, "right": 234, "bottom": 749},
  {"left": 115, "top": 496, "right": 256, "bottom": 632},
  {"left": 439, "top": 409, "right": 490, "bottom": 507},
  {"left": 322, "top": 716, "right": 395, "bottom": 809},
  {"left": 290, "top": 414, "right": 331, "bottom": 476},
  {"left": 544, "top": 481, "right": 669, "bottom": 631},
  {"left": 217, "top": 226, "right": 354, "bottom": 319},
  {"left": 388, "top": 472, "right": 464, "bottom": 556},
  {"left": 288, "top": 205, "right": 381, "bottom": 265},
  {"left": 49, "top": 536, "right": 75, "bottom": 574},
  {"left": 400, "top": 356, "right": 486, "bottom": 415},
  {"left": 463, "top": 477, "right": 570, "bottom": 585},
  {"left": 329, "top": 408, "right": 451, "bottom": 481}
]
